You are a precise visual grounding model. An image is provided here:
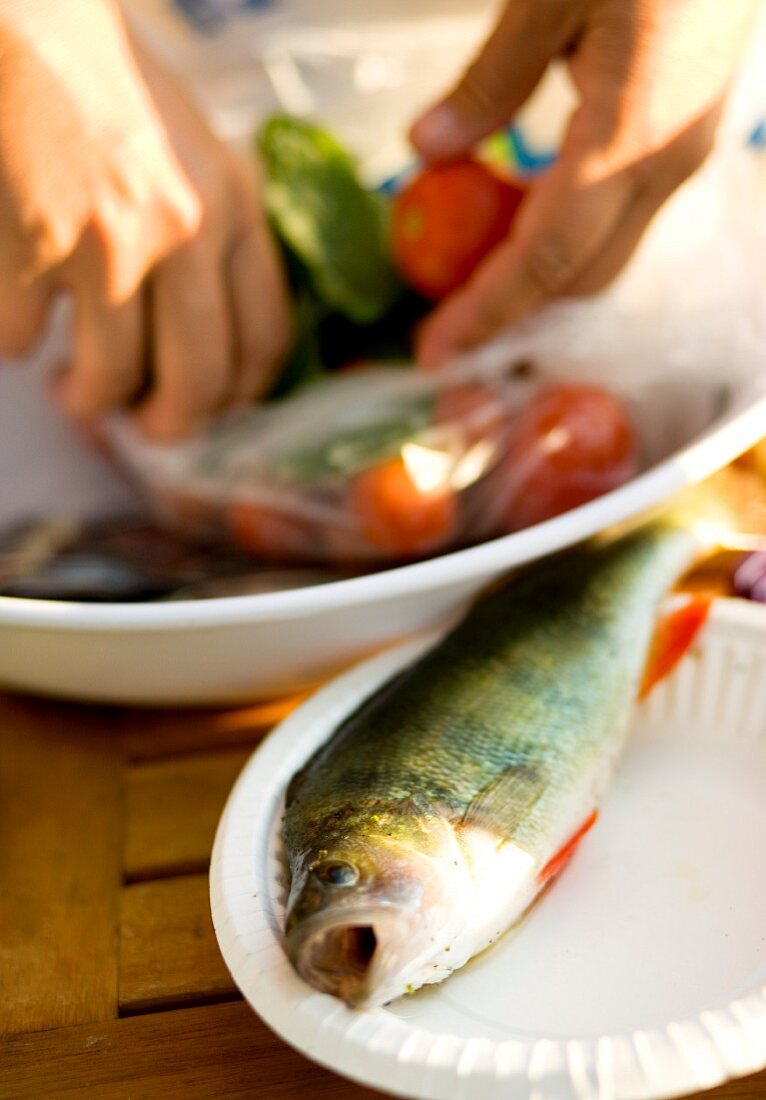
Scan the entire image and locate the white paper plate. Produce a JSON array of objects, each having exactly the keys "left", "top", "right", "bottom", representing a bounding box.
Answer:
[{"left": 210, "top": 598, "right": 766, "bottom": 1100}]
